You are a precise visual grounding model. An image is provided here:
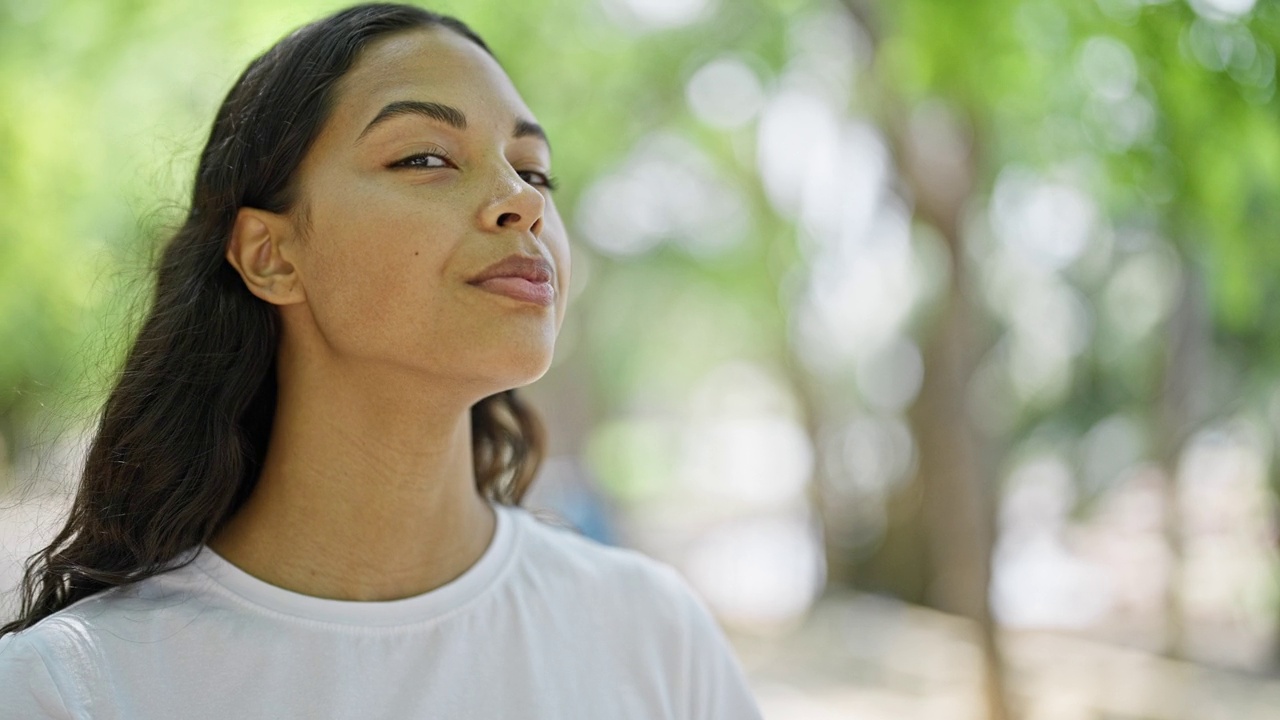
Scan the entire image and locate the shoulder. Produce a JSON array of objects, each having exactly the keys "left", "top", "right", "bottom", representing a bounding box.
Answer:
[
  {"left": 0, "top": 580, "right": 192, "bottom": 720},
  {"left": 0, "top": 619, "right": 86, "bottom": 719},
  {"left": 0, "top": 555, "right": 211, "bottom": 718},
  {"left": 511, "top": 504, "right": 693, "bottom": 604},
  {"left": 508, "top": 506, "right": 765, "bottom": 718},
  {"left": 506, "top": 504, "right": 722, "bottom": 643}
]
